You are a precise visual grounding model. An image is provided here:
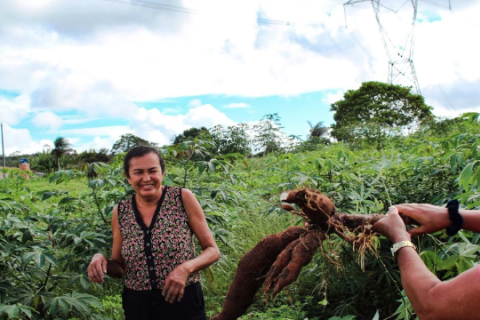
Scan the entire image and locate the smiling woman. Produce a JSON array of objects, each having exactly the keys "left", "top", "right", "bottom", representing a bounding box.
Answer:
[{"left": 87, "top": 145, "right": 220, "bottom": 320}]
